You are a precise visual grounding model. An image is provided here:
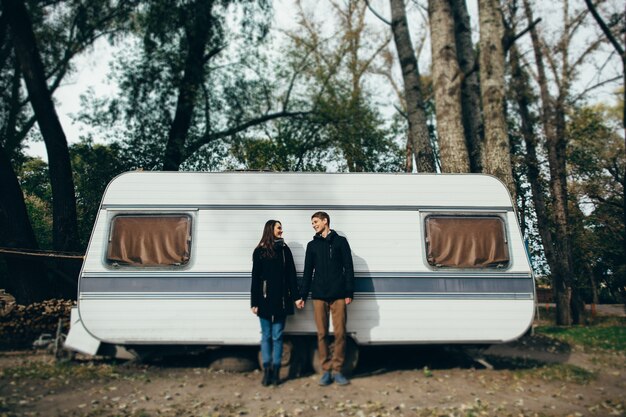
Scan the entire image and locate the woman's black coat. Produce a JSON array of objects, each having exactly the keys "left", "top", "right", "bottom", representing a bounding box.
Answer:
[{"left": 250, "top": 241, "right": 298, "bottom": 319}]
